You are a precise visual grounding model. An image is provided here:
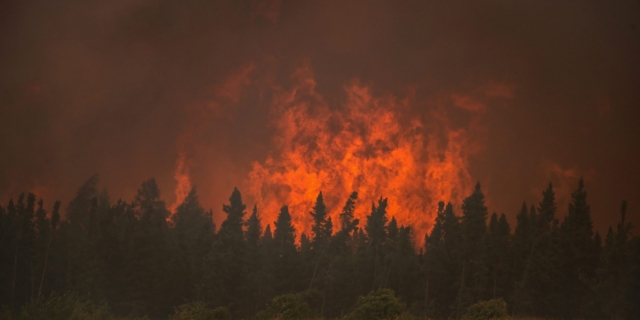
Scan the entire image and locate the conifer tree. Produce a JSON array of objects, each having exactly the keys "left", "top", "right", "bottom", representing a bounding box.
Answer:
[
  {"left": 271, "top": 205, "right": 302, "bottom": 294},
  {"left": 558, "top": 177, "right": 597, "bottom": 318},
  {"left": 487, "top": 212, "right": 510, "bottom": 301},
  {"left": 263, "top": 224, "right": 274, "bottom": 246},
  {"left": 245, "top": 205, "right": 264, "bottom": 315},
  {"left": 210, "top": 188, "right": 249, "bottom": 316},
  {"left": 594, "top": 201, "right": 634, "bottom": 318},
  {"left": 339, "top": 192, "right": 358, "bottom": 232},
  {"left": 424, "top": 201, "right": 462, "bottom": 318},
  {"left": 125, "top": 178, "right": 171, "bottom": 317},
  {"left": 457, "top": 182, "right": 489, "bottom": 316},
  {"left": 246, "top": 205, "right": 262, "bottom": 249},
  {"left": 310, "top": 192, "right": 332, "bottom": 246},
  {"left": 366, "top": 197, "right": 389, "bottom": 247},
  {"left": 169, "top": 188, "right": 213, "bottom": 305}
]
